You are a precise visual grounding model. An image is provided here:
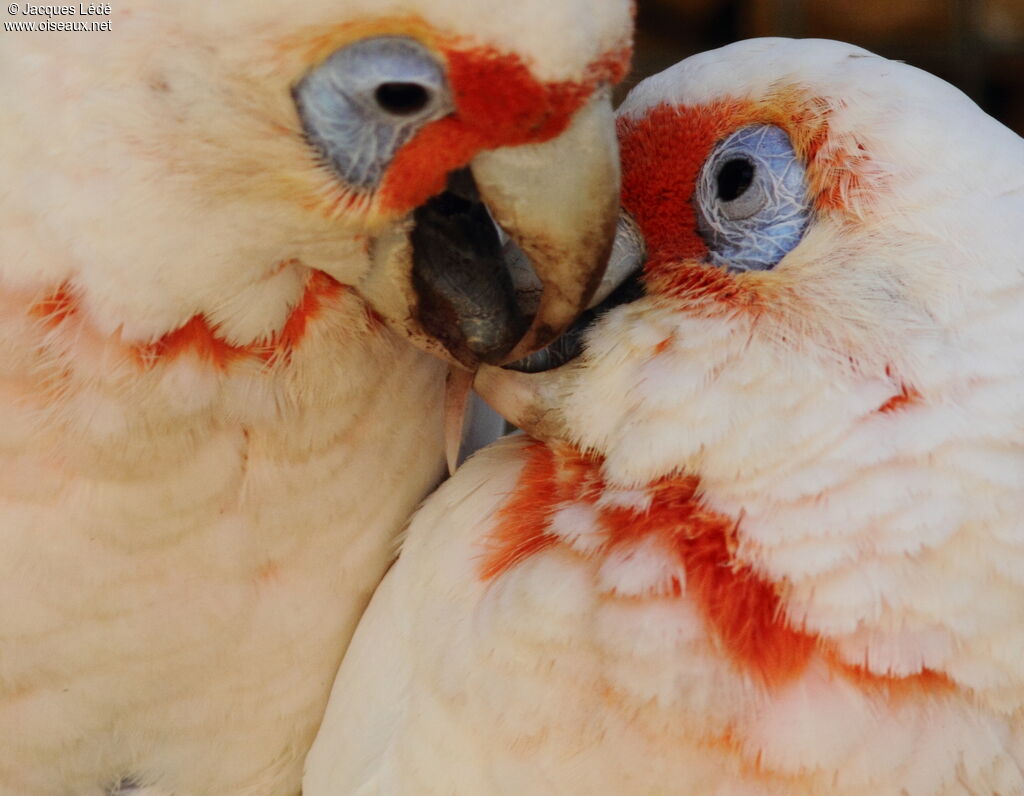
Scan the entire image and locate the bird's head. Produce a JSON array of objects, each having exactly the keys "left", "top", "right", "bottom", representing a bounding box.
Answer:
[
  {"left": 475, "top": 38, "right": 1024, "bottom": 717},
  {"left": 479, "top": 36, "right": 1024, "bottom": 549},
  {"left": 11, "top": 0, "right": 632, "bottom": 367},
  {"left": 283, "top": 2, "right": 634, "bottom": 365}
]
